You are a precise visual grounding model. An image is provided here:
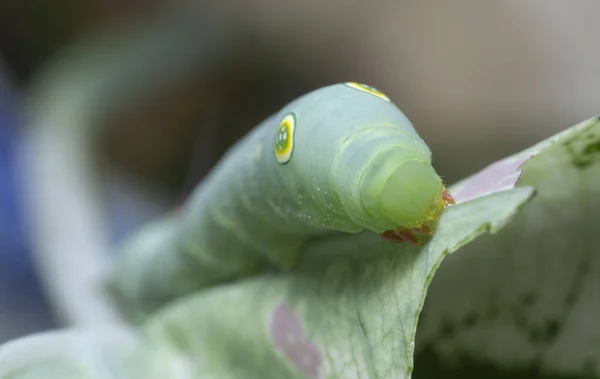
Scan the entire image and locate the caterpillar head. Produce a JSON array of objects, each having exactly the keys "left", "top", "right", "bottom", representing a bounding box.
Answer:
[{"left": 271, "top": 82, "right": 453, "bottom": 237}]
